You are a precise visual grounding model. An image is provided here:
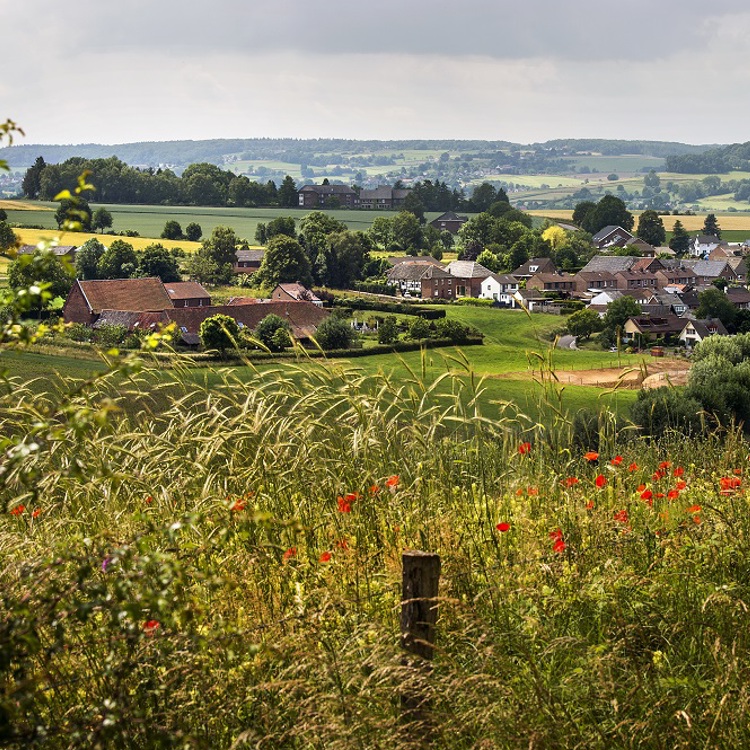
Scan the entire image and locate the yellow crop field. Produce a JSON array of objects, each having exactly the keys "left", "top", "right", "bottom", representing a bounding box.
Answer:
[
  {"left": 12, "top": 228, "right": 203, "bottom": 253},
  {"left": 0, "top": 199, "right": 52, "bottom": 211},
  {"left": 528, "top": 210, "right": 750, "bottom": 233}
]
